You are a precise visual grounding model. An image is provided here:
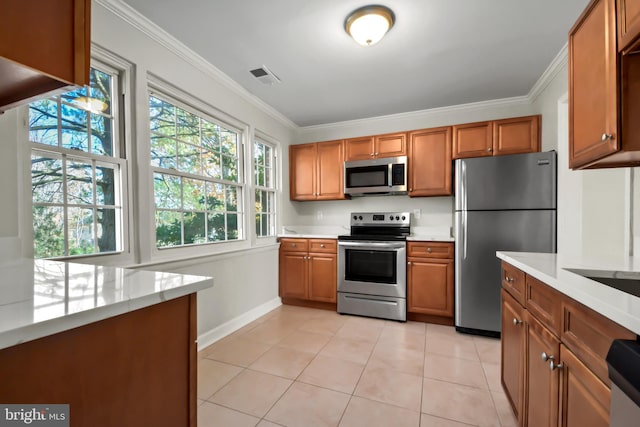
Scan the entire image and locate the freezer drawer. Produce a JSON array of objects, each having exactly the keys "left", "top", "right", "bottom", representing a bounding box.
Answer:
[{"left": 337, "top": 292, "right": 406, "bottom": 322}]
